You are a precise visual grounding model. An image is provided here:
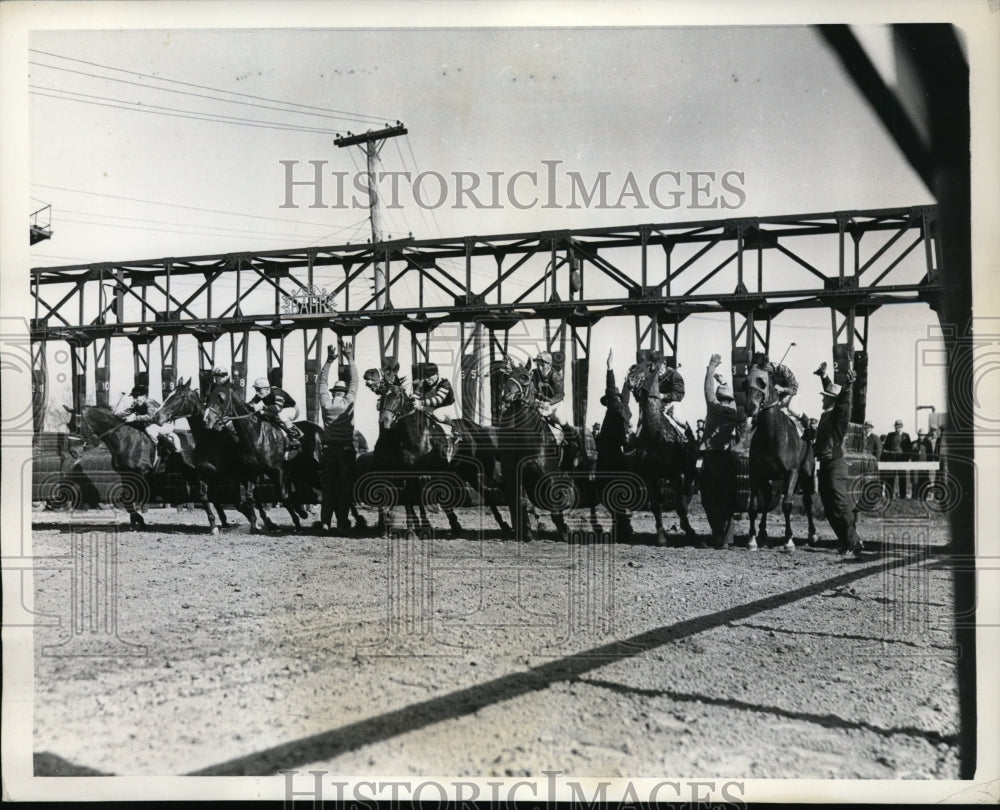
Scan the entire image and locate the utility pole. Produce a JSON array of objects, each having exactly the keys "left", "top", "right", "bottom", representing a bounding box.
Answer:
[{"left": 336, "top": 122, "right": 408, "bottom": 360}]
